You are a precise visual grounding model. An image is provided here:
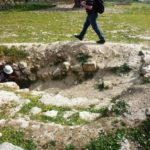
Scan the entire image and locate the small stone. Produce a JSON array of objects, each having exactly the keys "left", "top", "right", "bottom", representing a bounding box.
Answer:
[
  {"left": 120, "top": 138, "right": 131, "bottom": 150},
  {"left": 141, "top": 65, "right": 150, "bottom": 75},
  {"left": 28, "top": 73, "right": 37, "bottom": 81},
  {"left": 22, "top": 68, "right": 31, "bottom": 75},
  {"left": 43, "top": 110, "right": 58, "bottom": 118},
  {"left": 19, "top": 61, "right": 27, "bottom": 69},
  {"left": 16, "top": 118, "right": 29, "bottom": 128},
  {"left": 82, "top": 61, "right": 97, "bottom": 72},
  {"left": 104, "top": 81, "right": 113, "bottom": 89},
  {"left": 143, "top": 55, "right": 150, "bottom": 65},
  {"left": 30, "top": 107, "right": 42, "bottom": 115},
  {"left": 52, "top": 68, "right": 61, "bottom": 79},
  {"left": 0, "top": 119, "right": 6, "bottom": 126},
  {"left": 63, "top": 111, "right": 77, "bottom": 119},
  {"left": 31, "top": 124, "right": 41, "bottom": 130},
  {"left": 71, "top": 65, "right": 82, "bottom": 72},
  {"left": 12, "top": 63, "right": 19, "bottom": 71},
  {"left": 34, "top": 64, "right": 41, "bottom": 69},
  {"left": 62, "top": 62, "right": 71, "bottom": 72},
  {"left": 79, "top": 111, "right": 100, "bottom": 121},
  {"left": 41, "top": 72, "right": 49, "bottom": 80}
]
